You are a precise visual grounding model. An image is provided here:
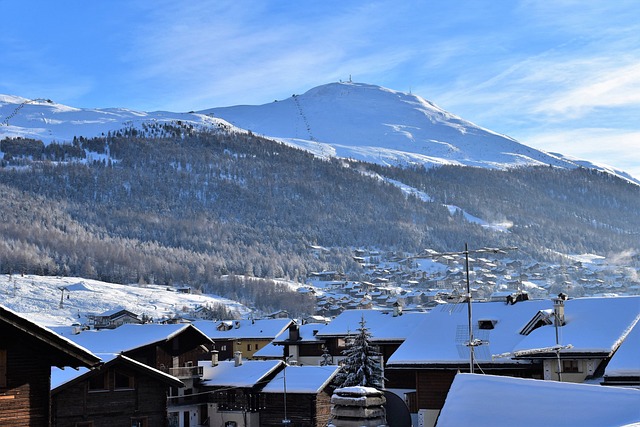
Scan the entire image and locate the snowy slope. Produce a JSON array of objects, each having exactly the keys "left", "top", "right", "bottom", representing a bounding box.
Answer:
[
  {"left": 0, "top": 94, "right": 236, "bottom": 143},
  {"left": 1, "top": 83, "right": 637, "bottom": 184},
  {"left": 0, "top": 274, "right": 248, "bottom": 327},
  {"left": 203, "top": 82, "right": 637, "bottom": 185}
]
